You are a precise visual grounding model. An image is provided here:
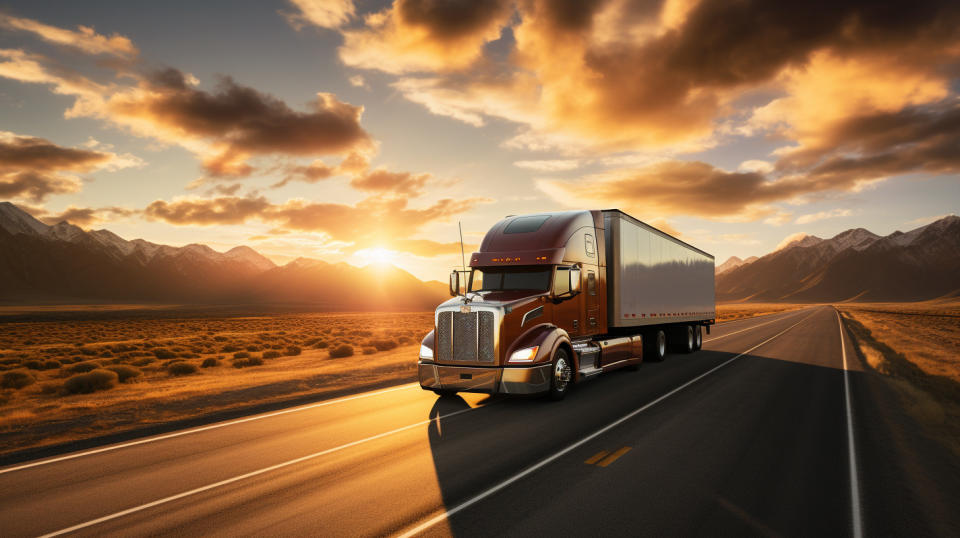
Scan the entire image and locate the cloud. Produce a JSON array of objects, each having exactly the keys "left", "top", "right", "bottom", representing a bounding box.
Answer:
[
  {"left": 38, "top": 205, "right": 135, "bottom": 227},
  {"left": 0, "top": 131, "right": 141, "bottom": 202},
  {"left": 283, "top": 0, "right": 355, "bottom": 29},
  {"left": 271, "top": 160, "right": 336, "bottom": 188},
  {"left": 0, "top": 14, "right": 137, "bottom": 59},
  {"left": 775, "top": 232, "right": 814, "bottom": 251},
  {"left": 795, "top": 208, "right": 854, "bottom": 225},
  {"left": 514, "top": 159, "right": 580, "bottom": 172},
  {"left": 738, "top": 160, "right": 774, "bottom": 174},
  {"left": 338, "top": 0, "right": 515, "bottom": 73},
  {"left": 349, "top": 74, "right": 367, "bottom": 88},
  {"left": 348, "top": 167, "right": 431, "bottom": 196},
  {"left": 142, "top": 193, "right": 490, "bottom": 257}
]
